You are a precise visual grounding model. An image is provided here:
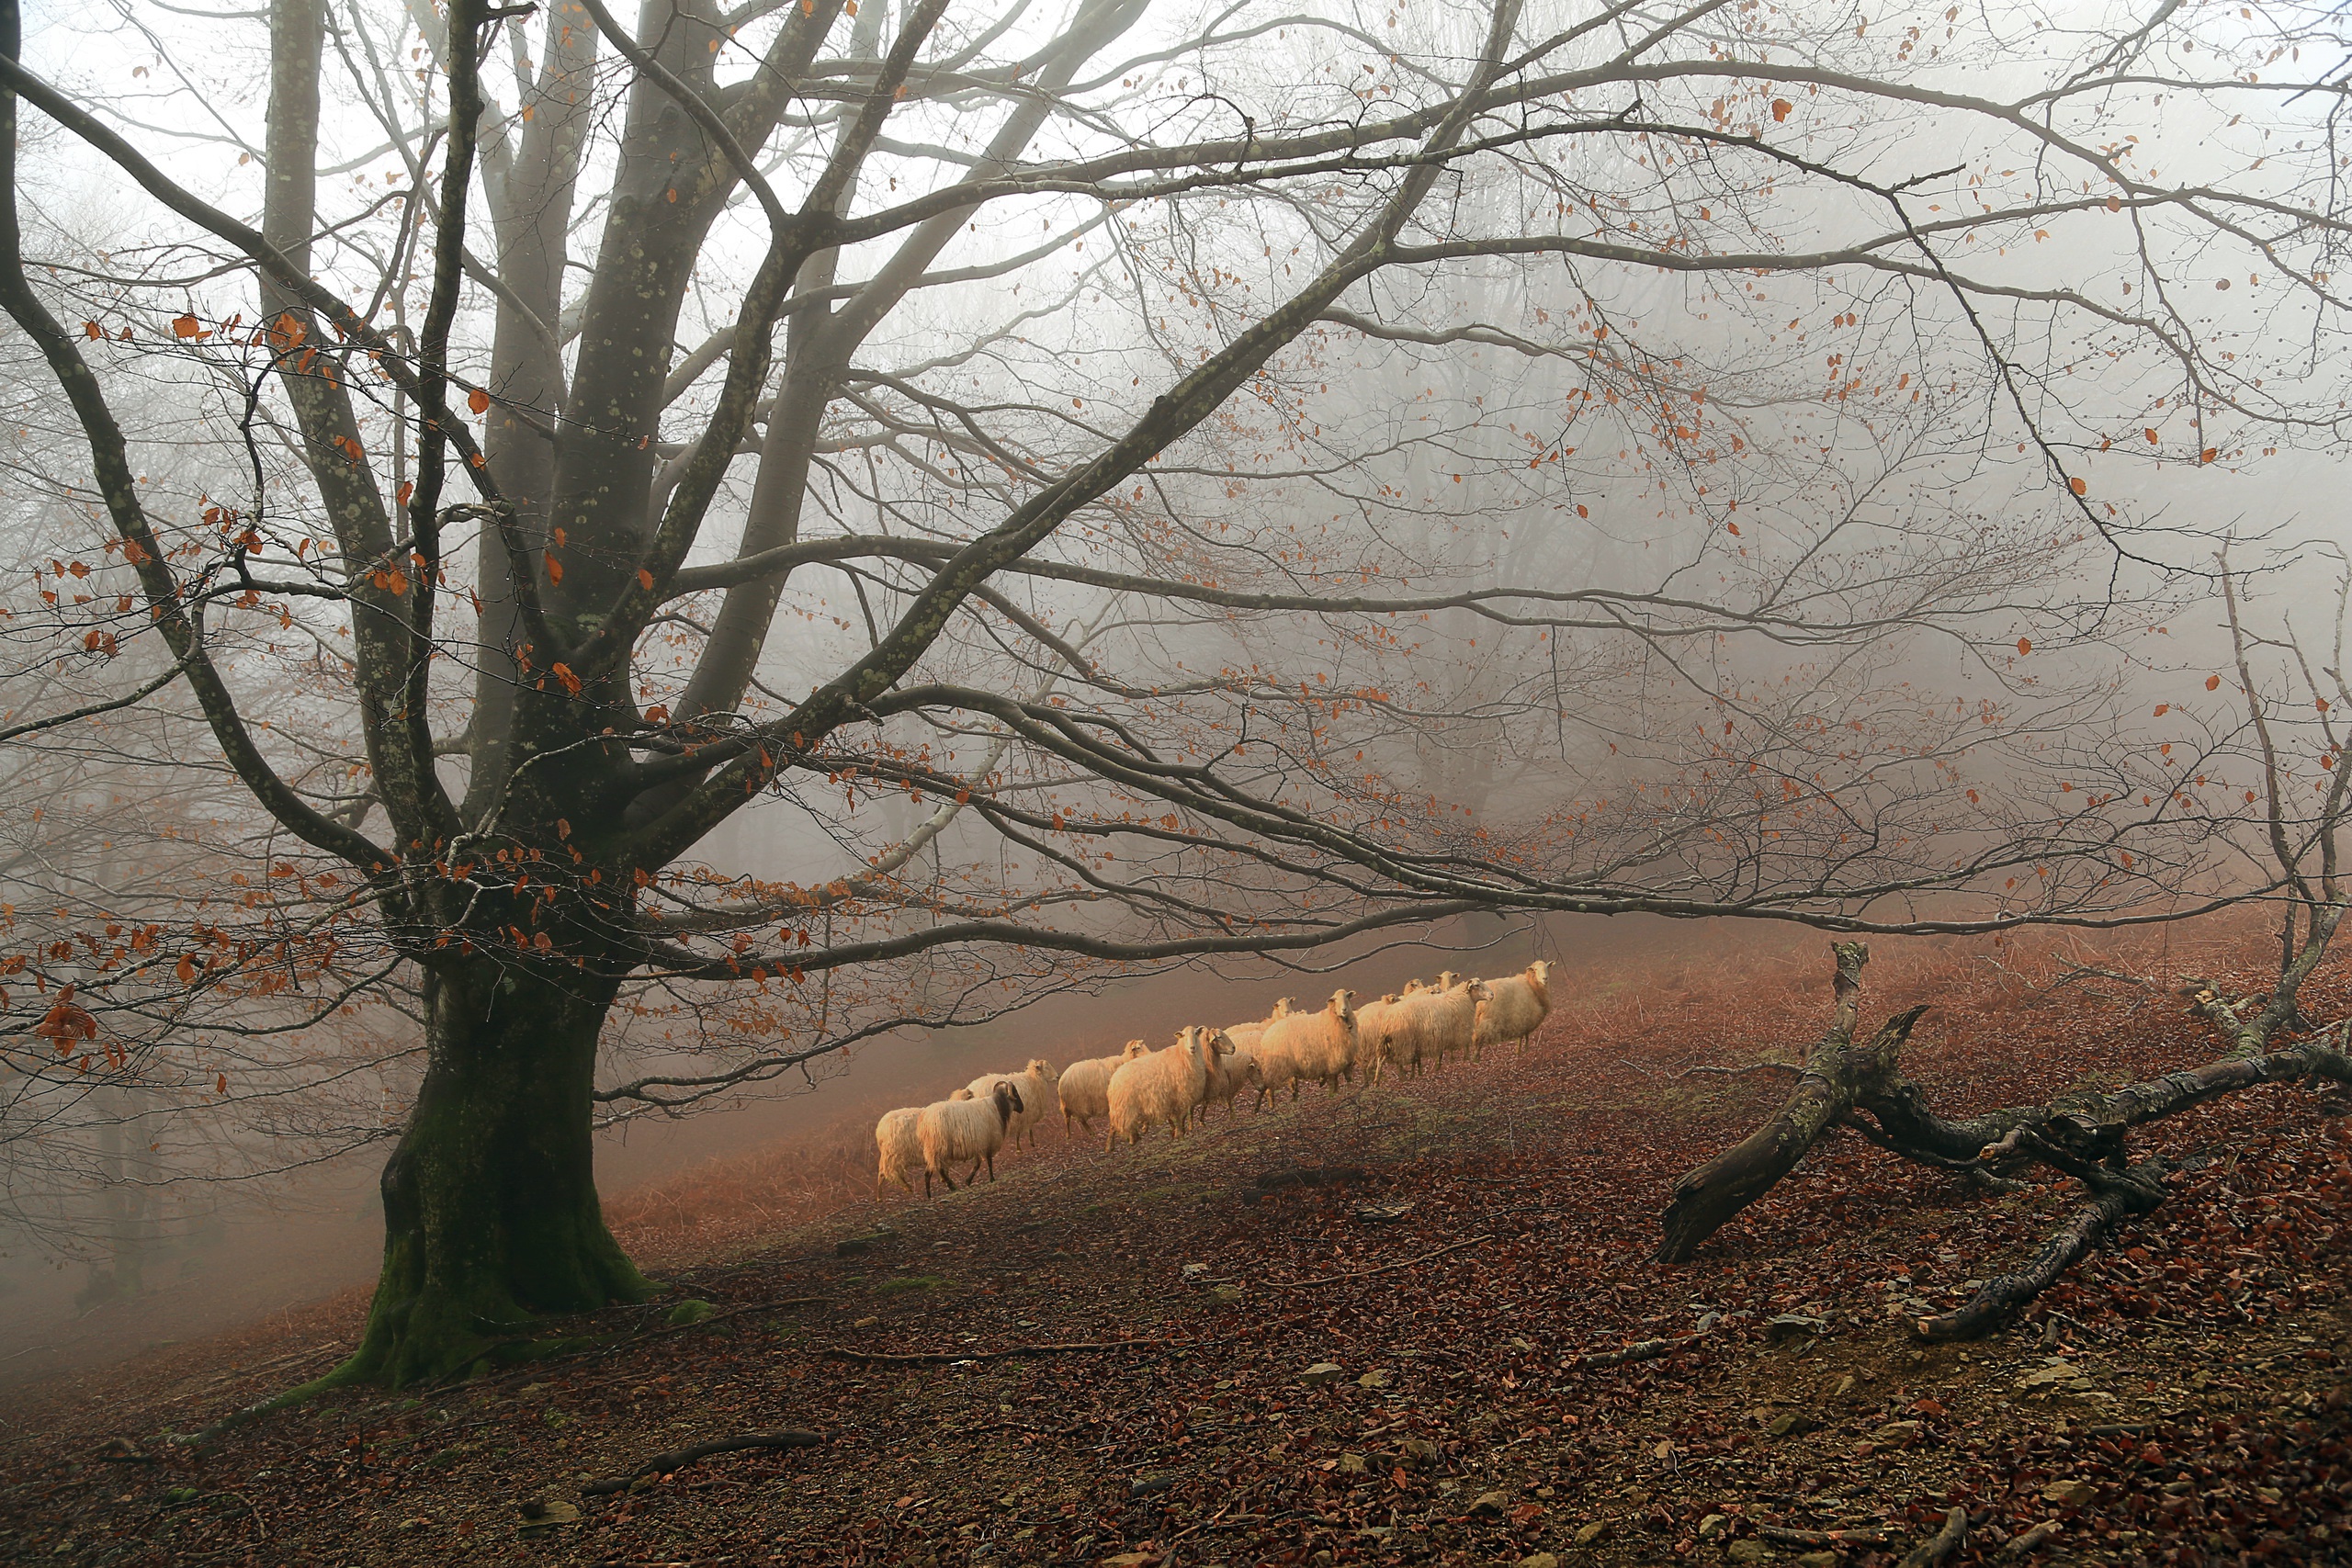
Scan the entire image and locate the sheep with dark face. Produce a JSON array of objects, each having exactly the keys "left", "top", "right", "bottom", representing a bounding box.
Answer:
[
  {"left": 967, "top": 1057, "right": 1060, "bottom": 1148},
  {"left": 916, "top": 1078, "right": 1024, "bottom": 1196}
]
